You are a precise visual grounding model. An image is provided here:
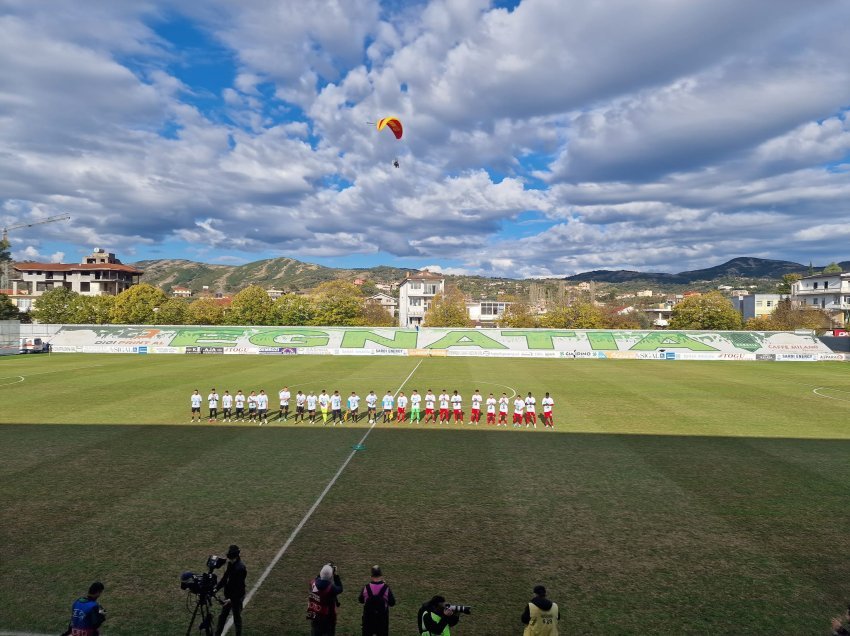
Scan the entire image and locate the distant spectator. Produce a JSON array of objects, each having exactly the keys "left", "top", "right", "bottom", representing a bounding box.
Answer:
[
  {"left": 359, "top": 565, "right": 396, "bottom": 636},
  {"left": 308, "top": 562, "right": 343, "bottom": 636},
  {"left": 521, "top": 585, "right": 559, "bottom": 635}
]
